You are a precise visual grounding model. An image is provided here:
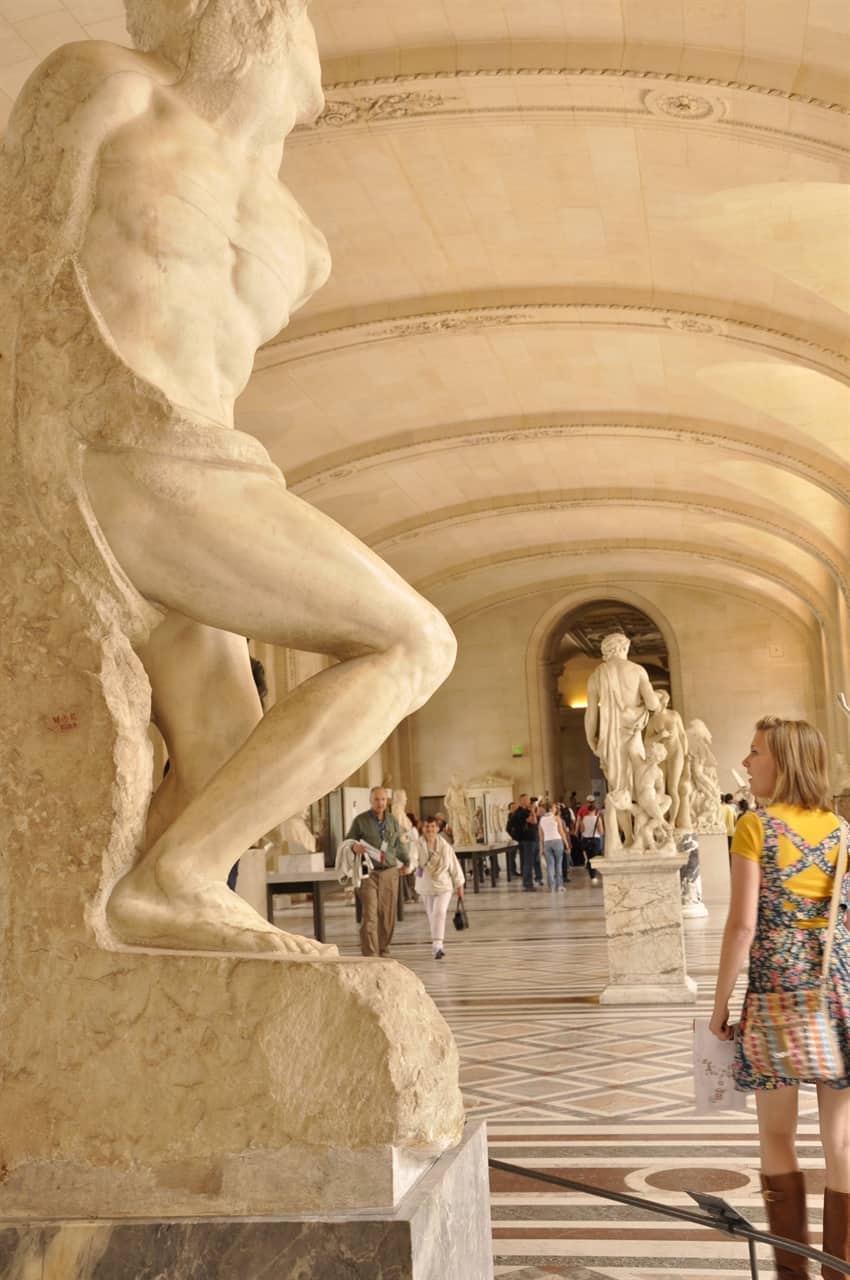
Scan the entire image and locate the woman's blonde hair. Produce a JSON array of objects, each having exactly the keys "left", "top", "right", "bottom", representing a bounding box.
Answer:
[{"left": 756, "top": 715, "right": 832, "bottom": 810}]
